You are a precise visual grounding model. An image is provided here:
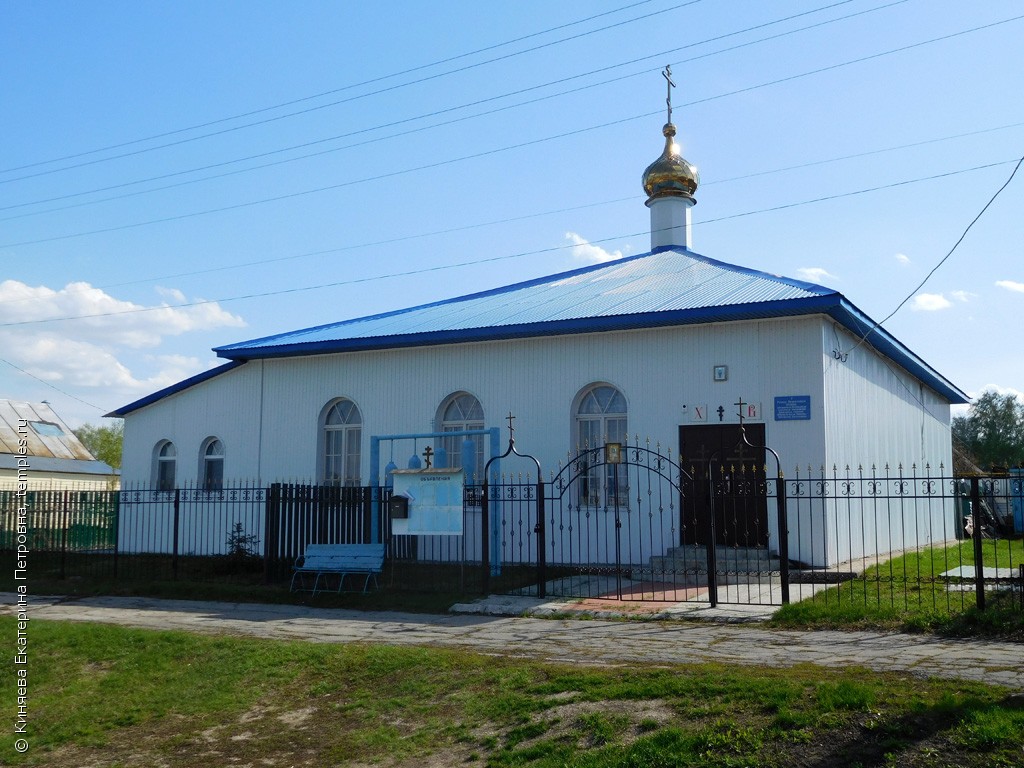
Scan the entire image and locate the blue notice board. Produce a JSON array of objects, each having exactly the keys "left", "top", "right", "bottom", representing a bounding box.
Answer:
[
  {"left": 774, "top": 395, "right": 811, "bottom": 421},
  {"left": 391, "top": 469, "right": 465, "bottom": 535}
]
